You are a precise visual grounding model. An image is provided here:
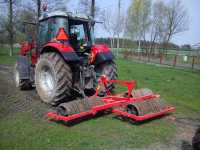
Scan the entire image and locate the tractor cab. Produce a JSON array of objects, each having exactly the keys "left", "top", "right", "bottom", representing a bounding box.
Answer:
[{"left": 38, "top": 11, "right": 94, "bottom": 54}]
